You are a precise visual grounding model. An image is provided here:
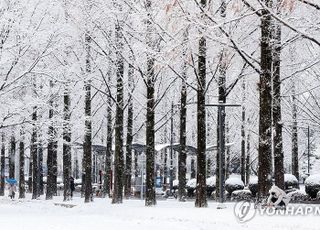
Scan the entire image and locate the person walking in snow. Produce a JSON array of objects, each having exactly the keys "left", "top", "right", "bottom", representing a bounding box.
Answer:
[
  {"left": 70, "top": 176, "right": 75, "bottom": 198},
  {"left": 267, "top": 185, "right": 291, "bottom": 209},
  {"left": 8, "top": 183, "right": 16, "bottom": 200}
]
